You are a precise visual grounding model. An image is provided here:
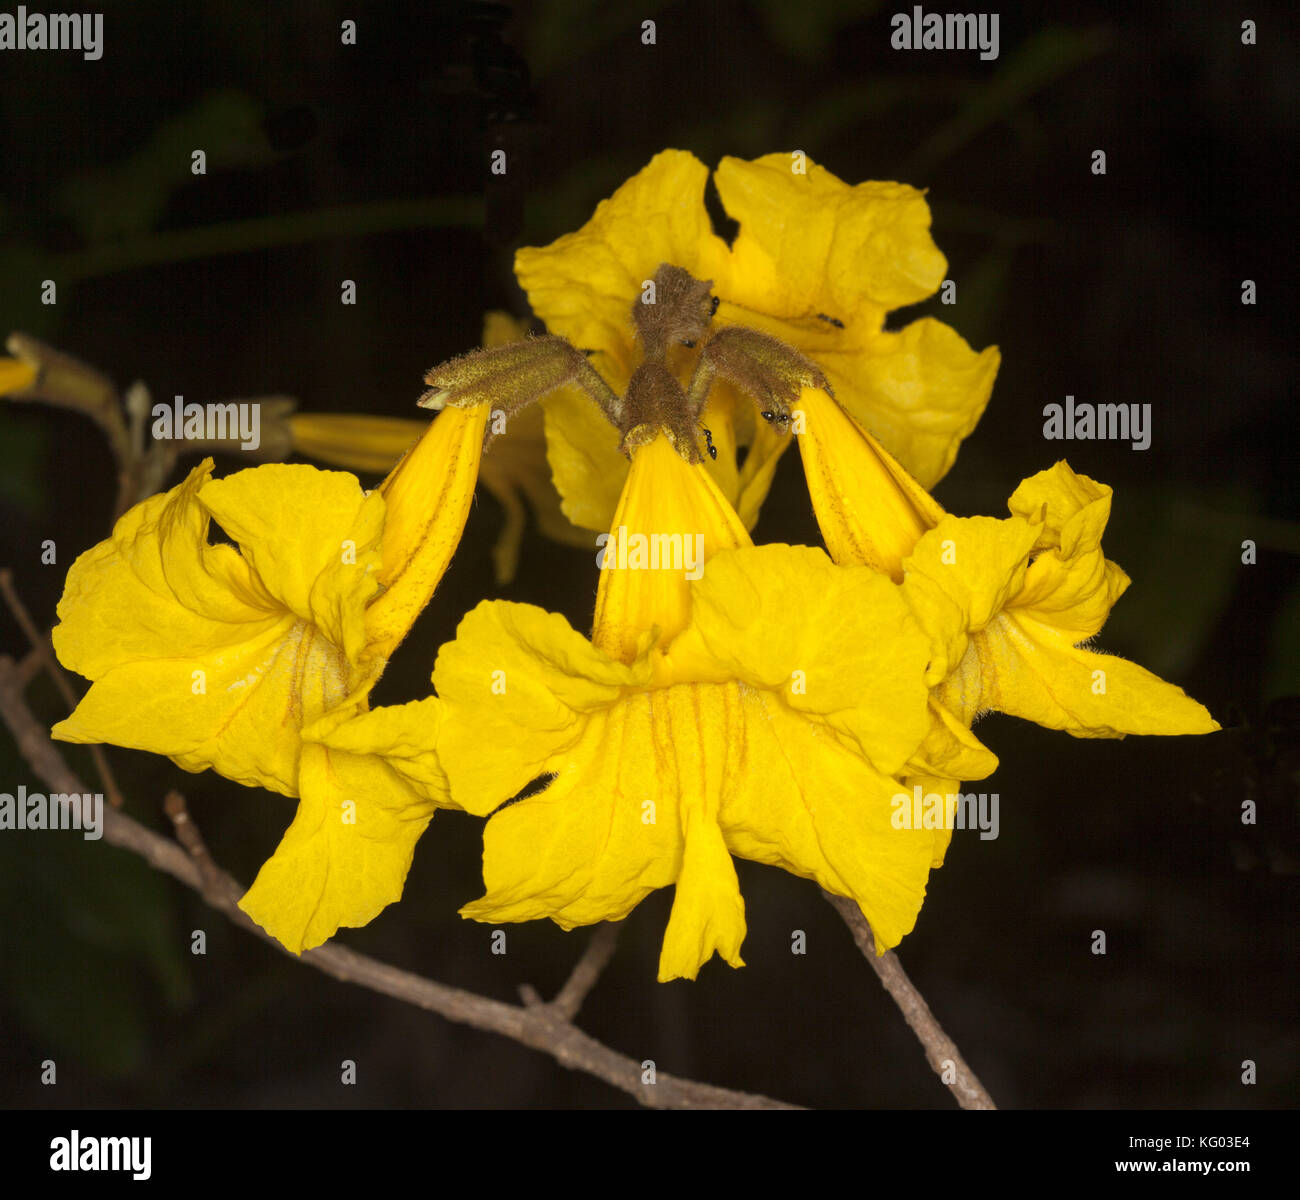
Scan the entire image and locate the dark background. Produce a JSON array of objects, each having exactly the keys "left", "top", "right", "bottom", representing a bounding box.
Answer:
[{"left": 0, "top": 0, "right": 1296, "bottom": 1108}]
